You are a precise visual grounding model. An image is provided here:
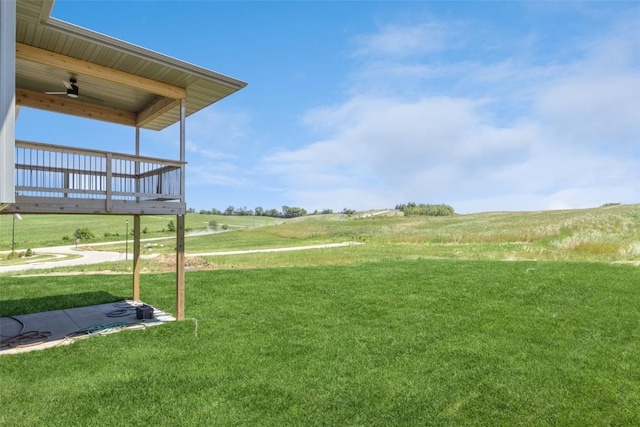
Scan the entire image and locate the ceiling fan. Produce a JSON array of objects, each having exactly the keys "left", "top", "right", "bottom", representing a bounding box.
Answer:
[{"left": 45, "top": 77, "right": 103, "bottom": 102}]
